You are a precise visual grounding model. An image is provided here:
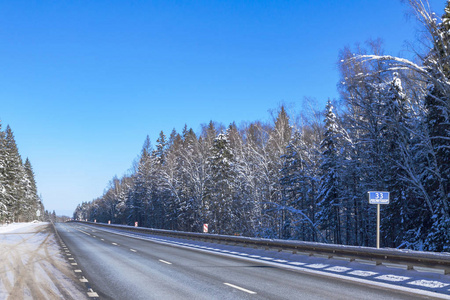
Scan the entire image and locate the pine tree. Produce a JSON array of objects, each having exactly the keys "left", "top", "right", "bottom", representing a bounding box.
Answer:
[
  {"left": 4, "top": 125, "right": 27, "bottom": 222},
  {"left": 316, "top": 101, "right": 347, "bottom": 244},
  {"left": 204, "top": 132, "right": 236, "bottom": 234},
  {"left": 24, "top": 158, "right": 41, "bottom": 221},
  {"left": 0, "top": 122, "right": 7, "bottom": 223},
  {"left": 128, "top": 136, "right": 153, "bottom": 227},
  {"left": 267, "top": 106, "right": 292, "bottom": 238},
  {"left": 154, "top": 131, "right": 167, "bottom": 165},
  {"left": 280, "top": 130, "right": 319, "bottom": 240}
]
